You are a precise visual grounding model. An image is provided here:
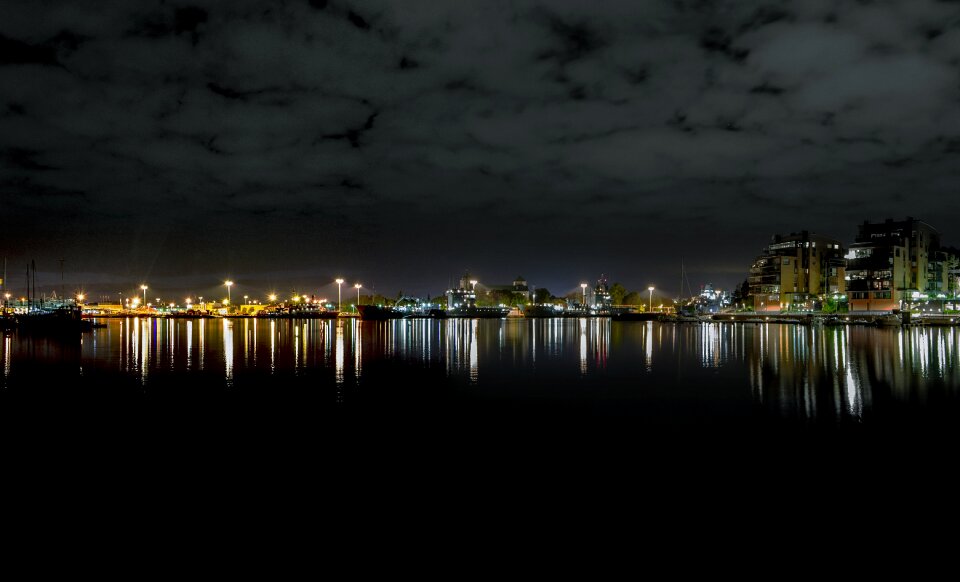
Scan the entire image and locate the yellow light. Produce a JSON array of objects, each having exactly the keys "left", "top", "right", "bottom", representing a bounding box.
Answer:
[
  {"left": 186, "top": 298, "right": 192, "bottom": 304},
  {"left": 293, "top": 296, "right": 300, "bottom": 302},
  {"left": 355, "top": 283, "right": 362, "bottom": 289},
  {"left": 76, "top": 294, "right": 85, "bottom": 301},
  {"left": 140, "top": 285, "right": 148, "bottom": 291},
  {"left": 335, "top": 278, "right": 344, "bottom": 285},
  {"left": 225, "top": 280, "right": 233, "bottom": 287},
  {"left": 268, "top": 294, "right": 277, "bottom": 302},
  {"left": 223, "top": 299, "right": 230, "bottom": 305}
]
